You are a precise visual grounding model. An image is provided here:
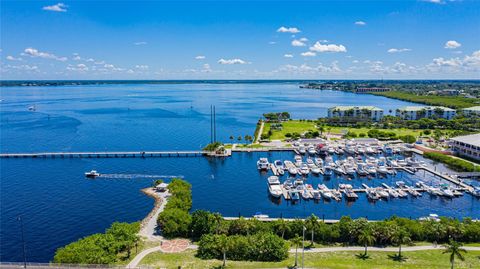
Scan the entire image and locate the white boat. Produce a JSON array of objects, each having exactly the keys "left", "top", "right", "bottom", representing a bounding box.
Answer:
[
  {"left": 387, "top": 188, "right": 399, "bottom": 198},
  {"left": 377, "top": 166, "right": 389, "bottom": 175},
  {"left": 314, "top": 158, "right": 323, "bottom": 167},
  {"left": 288, "top": 167, "right": 298, "bottom": 175},
  {"left": 366, "top": 188, "right": 380, "bottom": 200},
  {"left": 357, "top": 146, "right": 366, "bottom": 155},
  {"left": 419, "top": 214, "right": 440, "bottom": 222},
  {"left": 397, "top": 189, "right": 408, "bottom": 198},
  {"left": 327, "top": 147, "right": 335, "bottom": 154},
  {"left": 312, "top": 190, "right": 322, "bottom": 200},
  {"left": 253, "top": 212, "right": 269, "bottom": 219},
  {"left": 343, "top": 188, "right": 359, "bottom": 200},
  {"left": 356, "top": 164, "right": 369, "bottom": 176},
  {"left": 365, "top": 146, "right": 375, "bottom": 154},
  {"left": 289, "top": 190, "right": 300, "bottom": 201},
  {"left": 334, "top": 166, "right": 345, "bottom": 175},
  {"left": 300, "top": 164, "right": 310, "bottom": 175},
  {"left": 323, "top": 167, "right": 333, "bottom": 176},
  {"left": 299, "top": 146, "right": 306, "bottom": 154},
  {"left": 344, "top": 164, "right": 356, "bottom": 176},
  {"left": 376, "top": 188, "right": 390, "bottom": 198},
  {"left": 318, "top": 184, "right": 333, "bottom": 200},
  {"left": 301, "top": 189, "right": 311, "bottom": 200},
  {"left": 274, "top": 160, "right": 285, "bottom": 169},
  {"left": 257, "top": 158, "right": 269, "bottom": 170},
  {"left": 311, "top": 167, "right": 322, "bottom": 175},
  {"left": 85, "top": 170, "right": 100, "bottom": 178},
  {"left": 267, "top": 176, "right": 283, "bottom": 198},
  {"left": 307, "top": 147, "right": 316, "bottom": 155},
  {"left": 366, "top": 165, "right": 377, "bottom": 175},
  {"left": 331, "top": 189, "right": 342, "bottom": 201},
  {"left": 306, "top": 158, "right": 315, "bottom": 168},
  {"left": 440, "top": 186, "right": 455, "bottom": 198}
]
